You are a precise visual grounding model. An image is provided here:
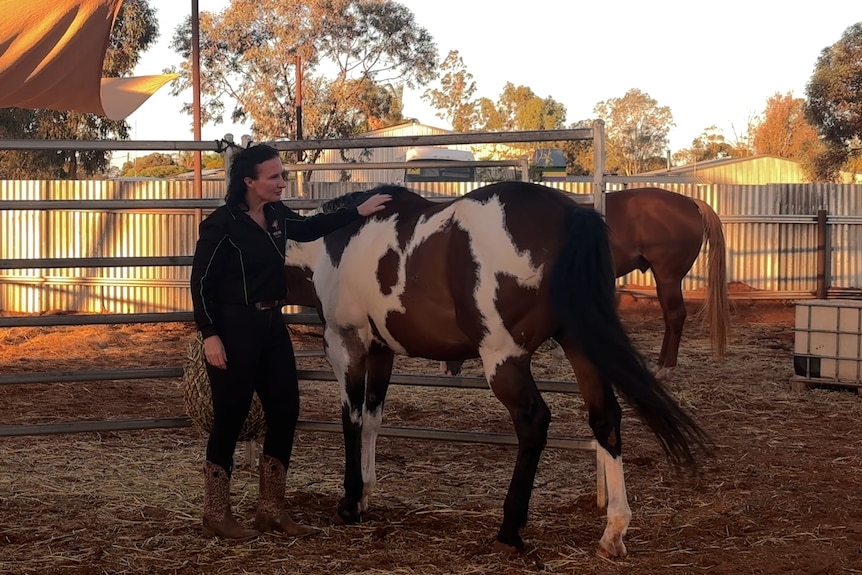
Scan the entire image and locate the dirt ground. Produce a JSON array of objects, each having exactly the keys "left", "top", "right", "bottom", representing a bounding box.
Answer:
[{"left": 1, "top": 296, "right": 861, "bottom": 575}]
